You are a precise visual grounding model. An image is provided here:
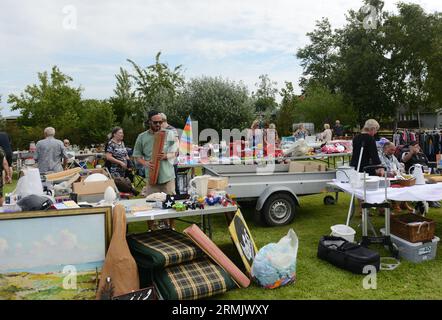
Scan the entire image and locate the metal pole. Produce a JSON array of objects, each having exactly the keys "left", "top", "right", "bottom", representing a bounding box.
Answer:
[{"left": 346, "top": 146, "right": 364, "bottom": 226}]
